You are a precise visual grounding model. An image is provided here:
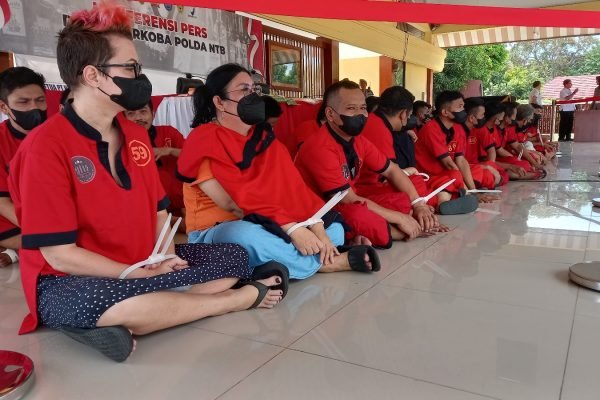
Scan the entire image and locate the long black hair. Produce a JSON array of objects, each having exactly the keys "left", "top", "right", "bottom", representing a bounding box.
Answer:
[{"left": 191, "top": 63, "right": 251, "bottom": 128}]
